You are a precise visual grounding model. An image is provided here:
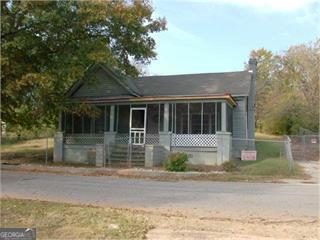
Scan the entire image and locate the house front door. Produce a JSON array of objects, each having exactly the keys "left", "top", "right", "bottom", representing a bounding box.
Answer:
[{"left": 129, "top": 107, "right": 147, "bottom": 145}]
